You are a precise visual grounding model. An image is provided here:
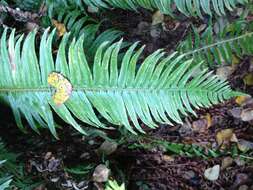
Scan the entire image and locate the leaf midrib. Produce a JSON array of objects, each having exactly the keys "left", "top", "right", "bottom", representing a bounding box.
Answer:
[{"left": 0, "top": 86, "right": 224, "bottom": 93}]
